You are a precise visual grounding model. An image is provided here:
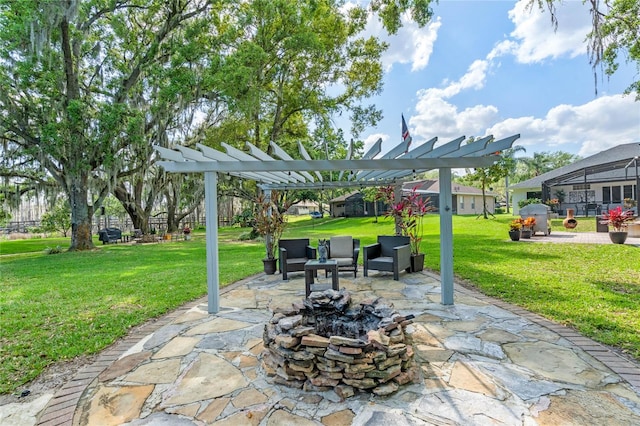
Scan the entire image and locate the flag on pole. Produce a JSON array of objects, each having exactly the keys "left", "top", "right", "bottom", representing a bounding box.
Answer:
[{"left": 402, "top": 114, "right": 411, "bottom": 152}]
